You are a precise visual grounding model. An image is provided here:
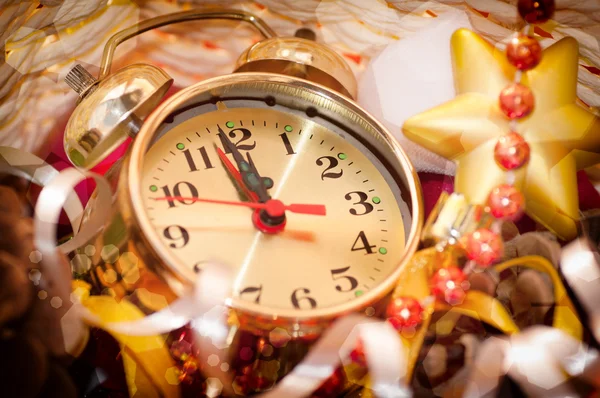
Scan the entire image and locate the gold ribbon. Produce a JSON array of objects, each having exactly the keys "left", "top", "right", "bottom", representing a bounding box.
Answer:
[
  {"left": 494, "top": 255, "right": 582, "bottom": 340},
  {"left": 76, "top": 283, "right": 179, "bottom": 398}
]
